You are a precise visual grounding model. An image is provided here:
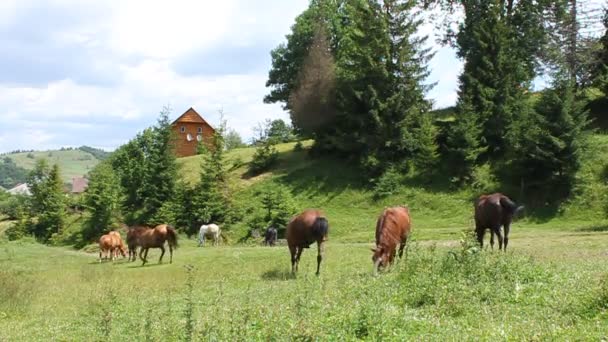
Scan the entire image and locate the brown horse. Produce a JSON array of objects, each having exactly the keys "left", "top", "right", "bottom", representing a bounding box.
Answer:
[
  {"left": 286, "top": 209, "right": 329, "bottom": 276},
  {"left": 371, "top": 206, "right": 412, "bottom": 274},
  {"left": 125, "top": 224, "right": 152, "bottom": 262},
  {"left": 475, "top": 193, "right": 524, "bottom": 251},
  {"left": 98, "top": 231, "right": 126, "bottom": 262},
  {"left": 127, "top": 224, "right": 178, "bottom": 265}
]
